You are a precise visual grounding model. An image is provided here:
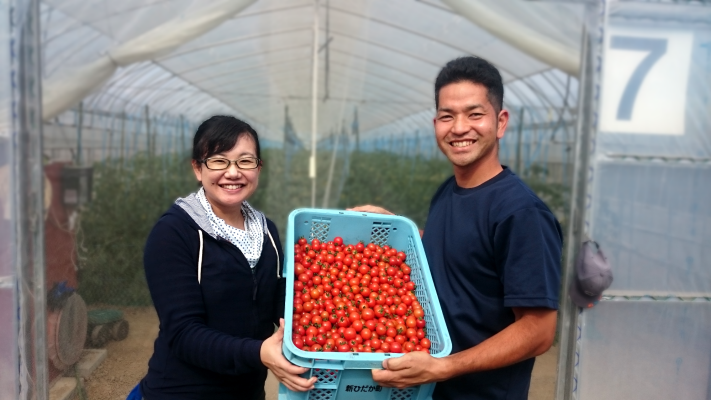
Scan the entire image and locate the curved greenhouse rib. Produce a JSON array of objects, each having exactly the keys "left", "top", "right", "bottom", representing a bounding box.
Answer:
[
  {"left": 191, "top": 51, "right": 432, "bottom": 97},
  {"left": 44, "top": 31, "right": 104, "bottom": 77},
  {"left": 174, "top": 44, "right": 311, "bottom": 76},
  {"left": 198, "top": 64, "right": 430, "bottom": 127},
  {"left": 89, "top": 66, "right": 237, "bottom": 121},
  {"left": 321, "top": 5, "right": 553, "bottom": 82},
  {"left": 155, "top": 26, "right": 309, "bottom": 61},
  {"left": 169, "top": 44, "right": 431, "bottom": 88},
  {"left": 230, "top": 2, "right": 312, "bottom": 20},
  {"left": 329, "top": 28, "right": 533, "bottom": 84},
  {"left": 442, "top": 0, "right": 580, "bottom": 75},
  {"left": 42, "top": 0, "right": 257, "bottom": 120},
  {"left": 198, "top": 60, "right": 432, "bottom": 109}
]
